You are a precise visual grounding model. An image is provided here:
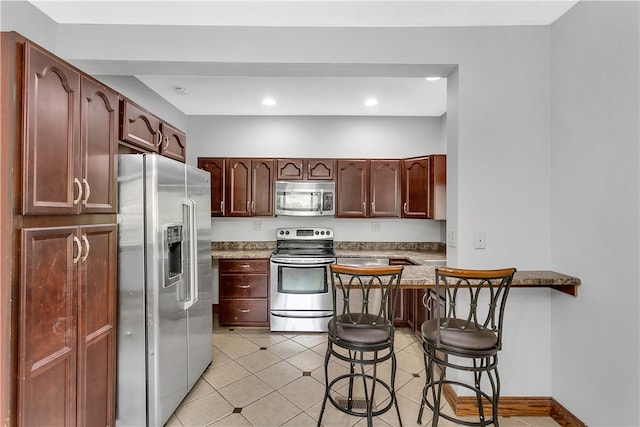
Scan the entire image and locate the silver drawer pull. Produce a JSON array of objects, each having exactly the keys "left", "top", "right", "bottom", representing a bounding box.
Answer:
[
  {"left": 239, "top": 309, "right": 251, "bottom": 313},
  {"left": 237, "top": 285, "right": 251, "bottom": 289},
  {"left": 239, "top": 264, "right": 251, "bottom": 268}
]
